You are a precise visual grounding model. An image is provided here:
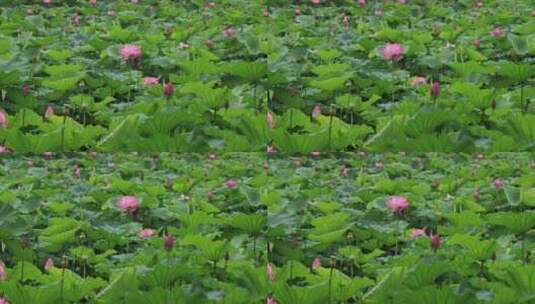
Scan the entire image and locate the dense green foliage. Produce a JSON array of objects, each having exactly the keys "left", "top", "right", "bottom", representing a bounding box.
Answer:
[
  {"left": 0, "top": 153, "right": 534, "bottom": 303},
  {"left": 0, "top": 0, "right": 533, "bottom": 152}
]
